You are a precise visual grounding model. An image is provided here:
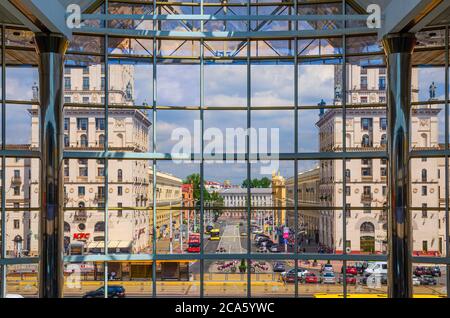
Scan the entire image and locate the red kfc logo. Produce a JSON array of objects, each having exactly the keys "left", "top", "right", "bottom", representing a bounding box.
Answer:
[{"left": 73, "top": 233, "right": 90, "bottom": 240}]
